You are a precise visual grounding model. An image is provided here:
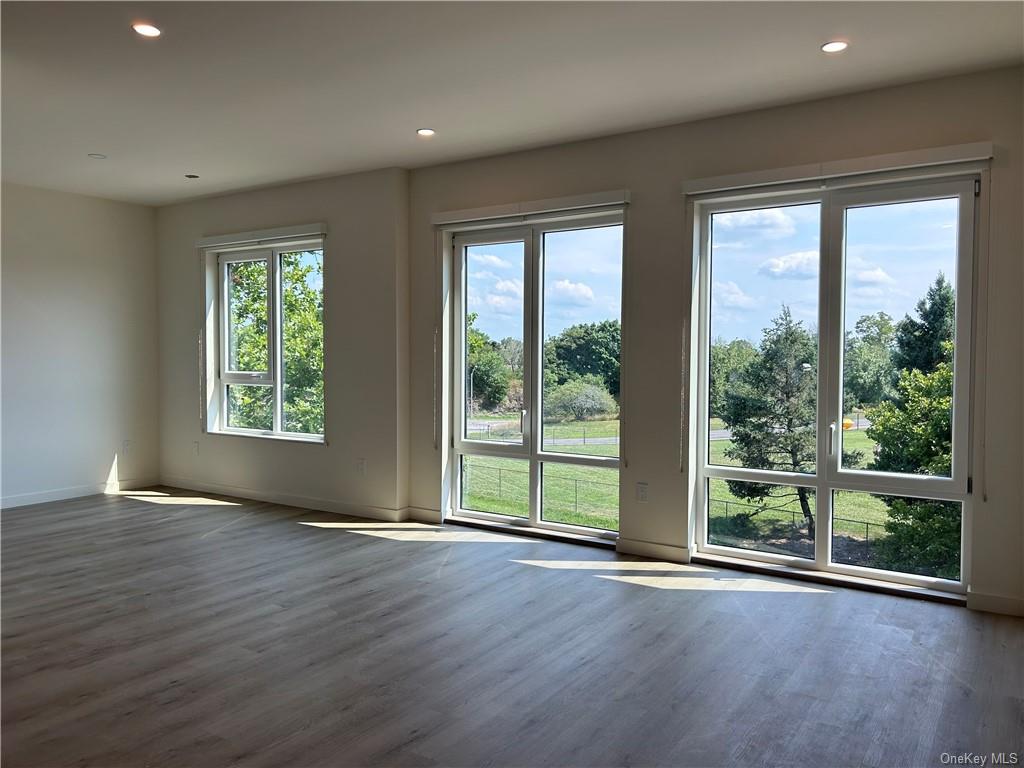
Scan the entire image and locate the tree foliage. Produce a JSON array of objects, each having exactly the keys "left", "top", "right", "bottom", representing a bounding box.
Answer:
[
  {"left": 892, "top": 274, "right": 954, "bottom": 375},
  {"left": 227, "top": 252, "right": 324, "bottom": 434},
  {"left": 546, "top": 375, "right": 617, "bottom": 421},
  {"left": 843, "top": 312, "right": 896, "bottom": 408},
  {"left": 709, "top": 338, "right": 759, "bottom": 419},
  {"left": 721, "top": 307, "right": 818, "bottom": 533},
  {"left": 466, "top": 312, "right": 511, "bottom": 410},
  {"left": 544, "top": 320, "right": 621, "bottom": 397}
]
